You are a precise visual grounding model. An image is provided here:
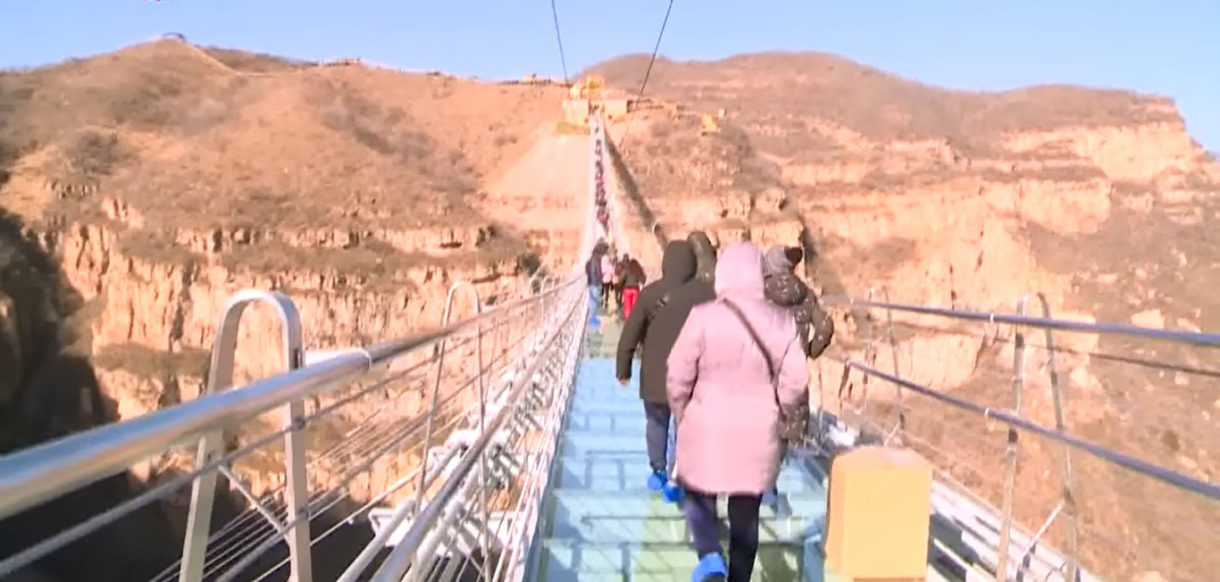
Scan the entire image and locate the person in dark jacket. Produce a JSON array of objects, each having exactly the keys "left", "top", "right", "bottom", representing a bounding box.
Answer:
[
  {"left": 619, "top": 254, "right": 647, "bottom": 320},
  {"left": 612, "top": 257, "right": 627, "bottom": 311},
  {"left": 585, "top": 245, "right": 605, "bottom": 322},
  {"left": 616, "top": 240, "right": 704, "bottom": 494}
]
